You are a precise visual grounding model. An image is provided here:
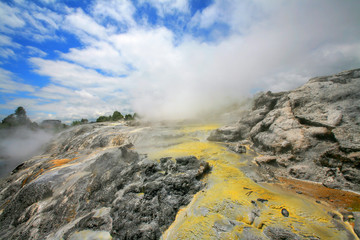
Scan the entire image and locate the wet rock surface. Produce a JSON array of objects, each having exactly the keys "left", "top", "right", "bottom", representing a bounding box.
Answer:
[
  {"left": 209, "top": 68, "right": 360, "bottom": 192},
  {"left": 0, "top": 123, "right": 209, "bottom": 239}
]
